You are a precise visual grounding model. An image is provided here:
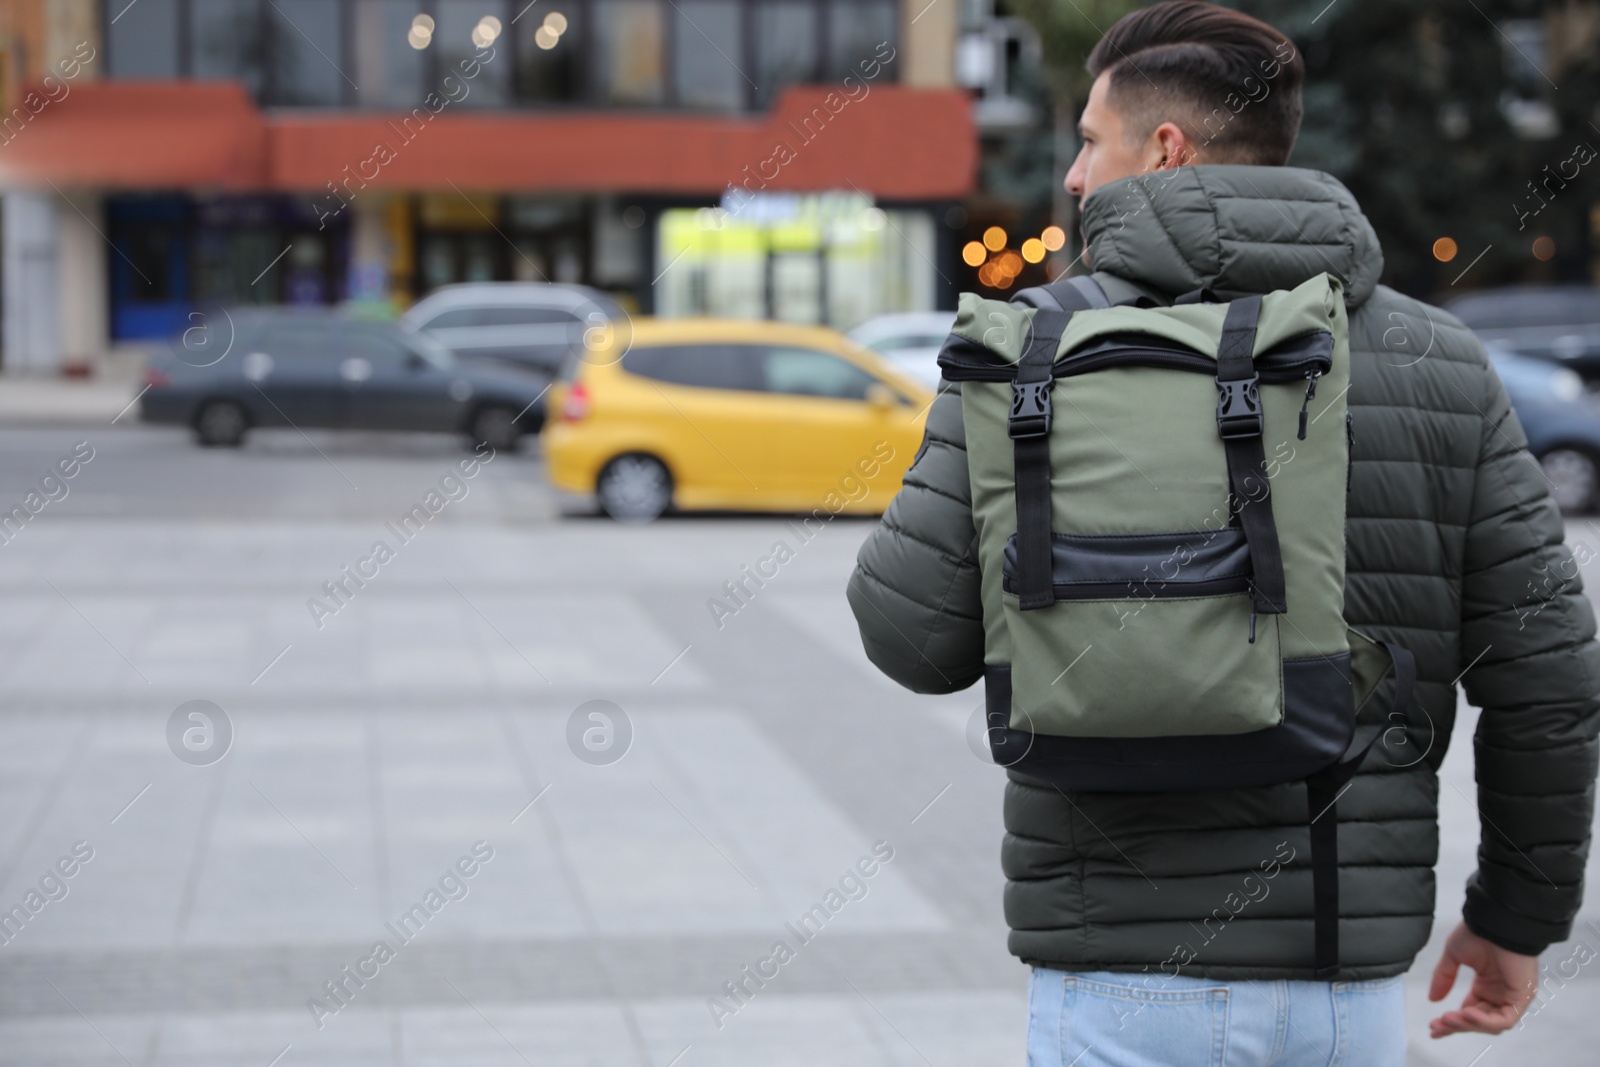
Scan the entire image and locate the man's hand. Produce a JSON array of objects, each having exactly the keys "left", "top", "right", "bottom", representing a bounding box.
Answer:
[{"left": 1428, "top": 921, "right": 1539, "bottom": 1038}]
